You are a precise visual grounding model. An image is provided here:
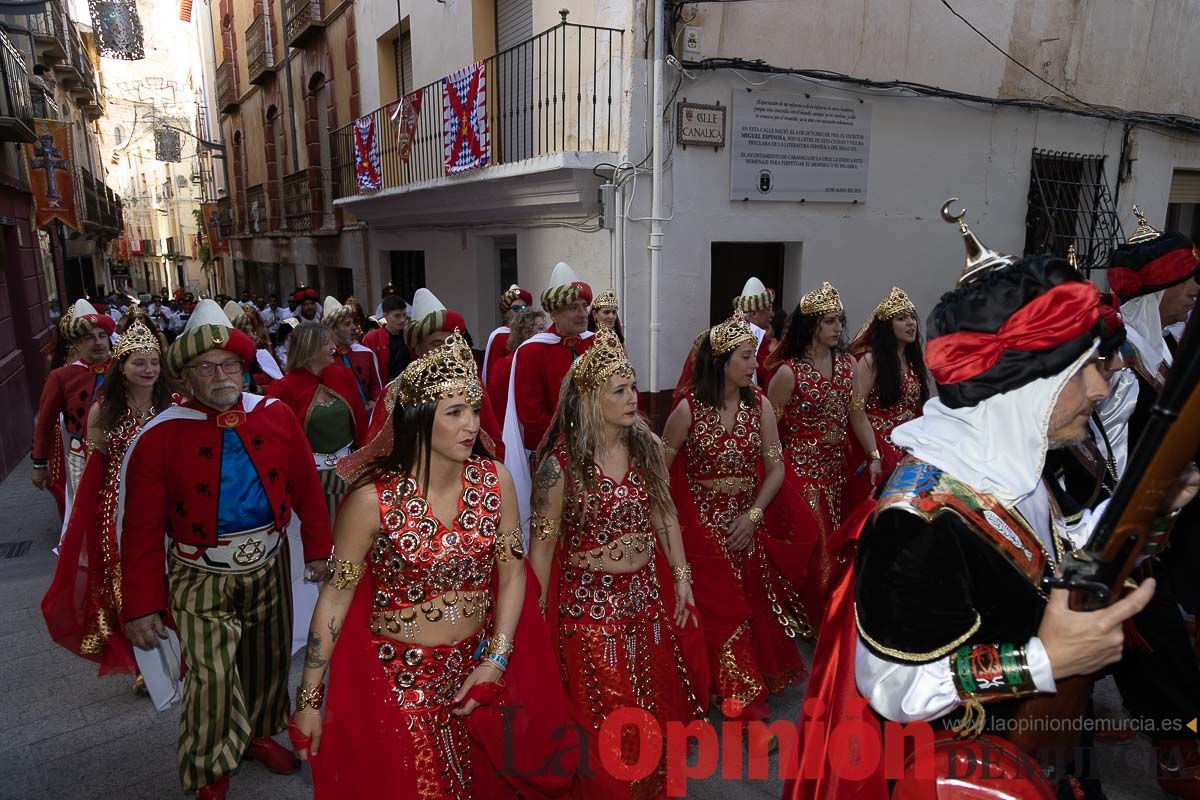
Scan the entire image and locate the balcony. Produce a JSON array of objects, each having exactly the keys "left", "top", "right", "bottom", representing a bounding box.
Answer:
[
  {"left": 216, "top": 196, "right": 234, "bottom": 238},
  {"left": 284, "top": 0, "right": 323, "bottom": 47},
  {"left": 283, "top": 169, "right": 313, "bottom": 231},
  {"left": 330, "top": 15, "right": 625, "bottom": 204},
  {"left": 28, "top": 1, "right": 68, "bottom": 65},
  {"left": 79, "top": 167, "right": 121, "bottom": 236},
  {"left": 0, "top": 30, "right": 35, "bottom": 143},
  {"left": 216, "top": 61, "right": 238, "bottom": 114},
  {"left": 30, "top": 78, "right": 59, "bottom": 119},
  {"left": 246, "top": 14, "right": 273, "bottom": 86},
  {"left": 245, "top": 183, "right": 268, "bottom": 233}
]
